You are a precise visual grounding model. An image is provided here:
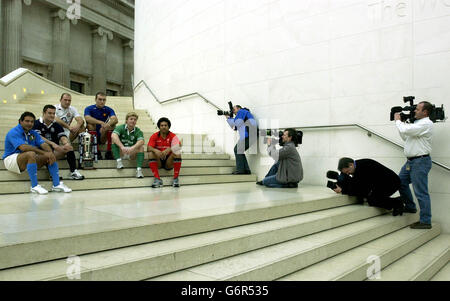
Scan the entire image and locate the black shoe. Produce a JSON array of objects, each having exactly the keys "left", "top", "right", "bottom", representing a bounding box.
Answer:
[
  {"left": 287, "top": 183, "right": 298, "bottom": 188},
  {"left": 392, "top": 205, "right": 403, "bottom": 216},
  {"left": 403, "top": 207, "right": 417, "bottom": 214},
  {"left": 233, "top": 171, "right": 251, "bottom": 175},
  {"left": 256, "top": 181, "right": 263, "bottom": 186},
  {"left": 97, "top": 152, "right": 103, "bottom": 160},
  {"left": 105, "top": 151, "right": 114, "bottom": 160},
  {"left": 356, "top": 196, "right": 365, "bottom": 204},
  {"left": 410, "top": 222, "right": 432, "bottom": 229},
  {"left": 392, "top": 197, "right": 404, "bottom": 216}
]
